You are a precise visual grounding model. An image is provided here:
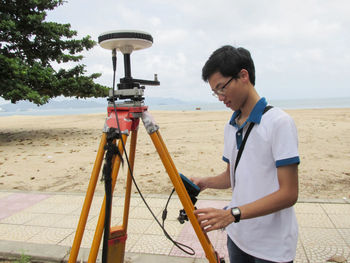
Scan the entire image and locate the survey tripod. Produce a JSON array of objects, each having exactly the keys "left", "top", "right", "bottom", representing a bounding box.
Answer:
[{"left": 68, "top": 30, "right": 224, "bottom": 263}]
